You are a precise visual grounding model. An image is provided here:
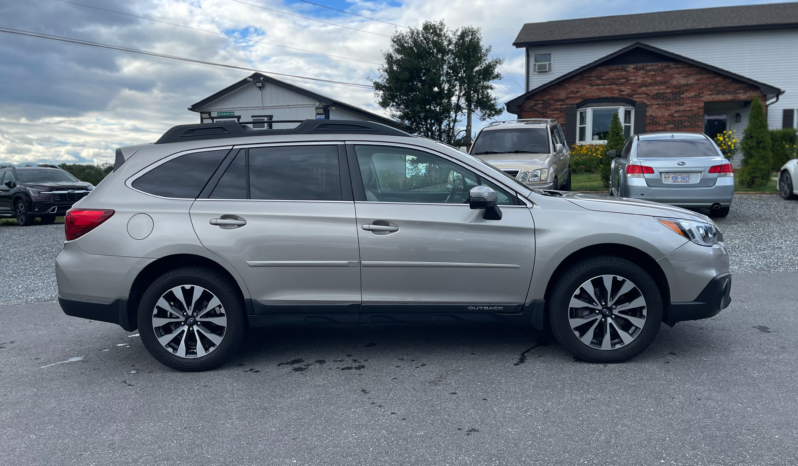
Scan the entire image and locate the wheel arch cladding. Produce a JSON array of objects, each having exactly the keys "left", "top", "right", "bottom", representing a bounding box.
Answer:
[
  {"left": 125, "top": 254, "right": 247, "bottom": 331},
  {"left": 543, "top": 244, "right": 671, "bottom": 322}
]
